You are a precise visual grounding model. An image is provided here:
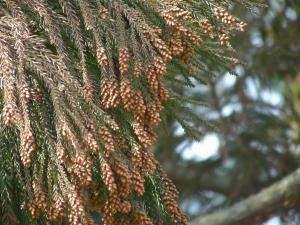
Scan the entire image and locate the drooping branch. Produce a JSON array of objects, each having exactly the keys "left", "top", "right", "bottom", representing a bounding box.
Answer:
[
  {"left": 0, "top": 0, "right": 261, "bottom": 224},
  {"left": 189, "top": 168, "right": 300, "bottom": 225}
]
